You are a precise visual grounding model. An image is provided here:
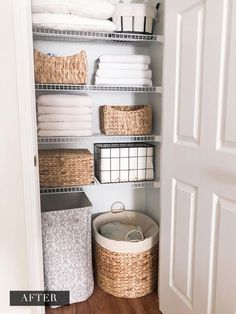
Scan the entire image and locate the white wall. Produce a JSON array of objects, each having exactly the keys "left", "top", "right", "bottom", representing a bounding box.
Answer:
[{"left": 0, "top": 1, "right": 39, "bottom": 313}]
